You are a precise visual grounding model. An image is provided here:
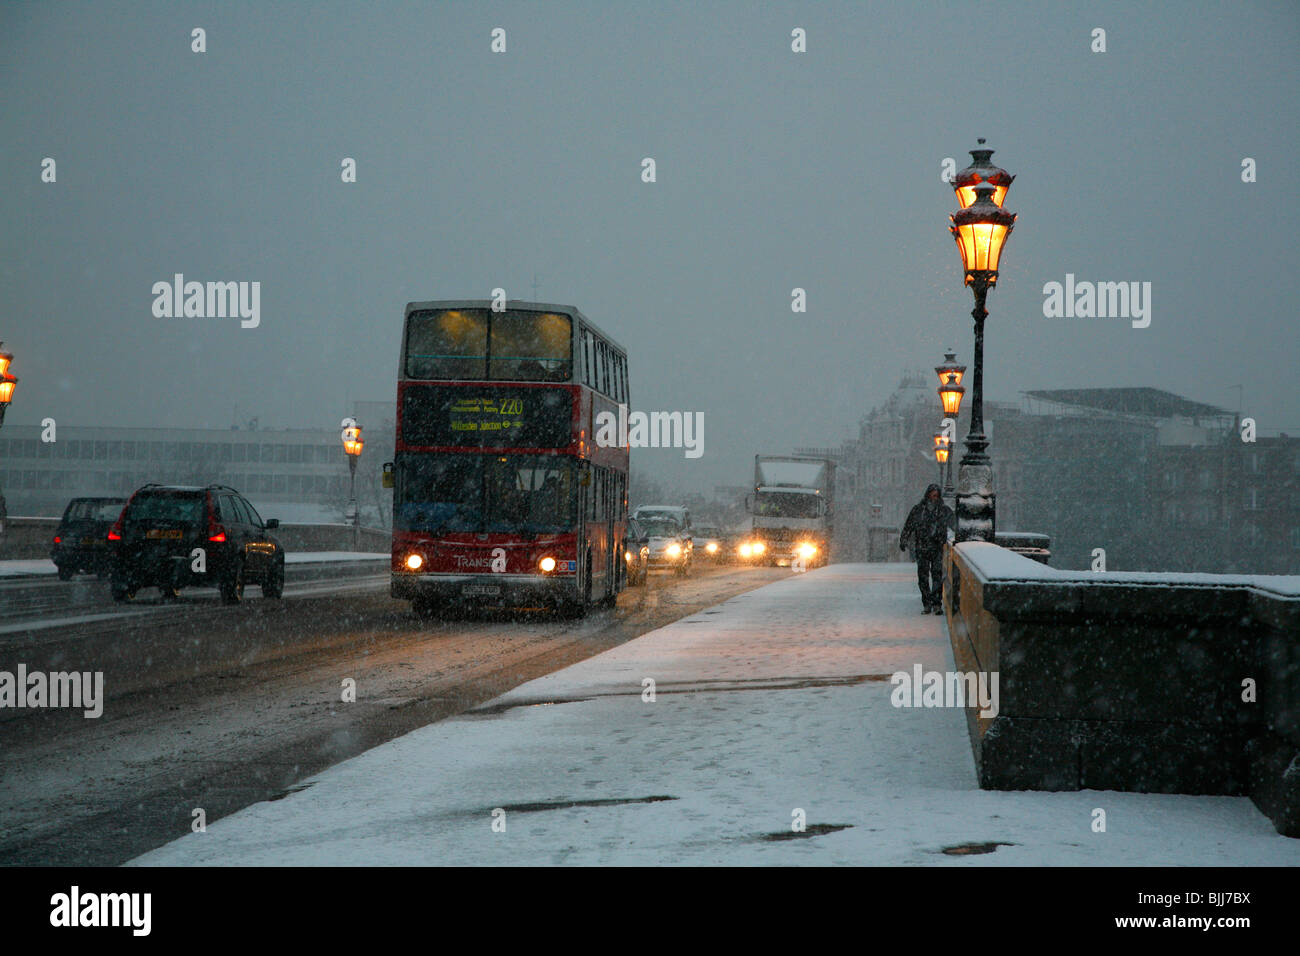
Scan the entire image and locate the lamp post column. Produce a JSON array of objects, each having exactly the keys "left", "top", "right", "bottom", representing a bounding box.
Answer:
[{"left": 956, "top": 279, "right": 994, "bottom": 541}]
